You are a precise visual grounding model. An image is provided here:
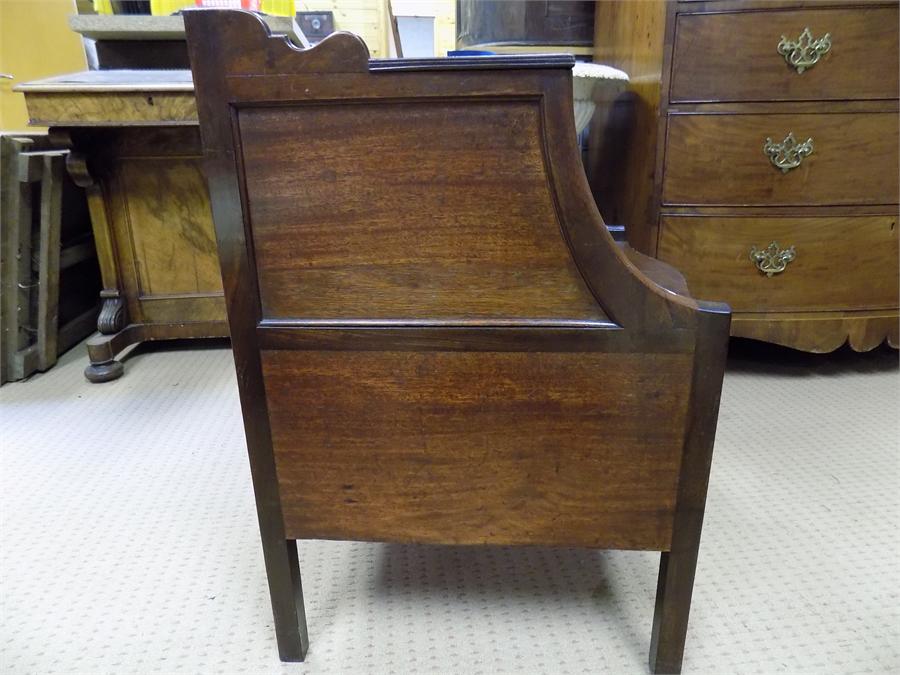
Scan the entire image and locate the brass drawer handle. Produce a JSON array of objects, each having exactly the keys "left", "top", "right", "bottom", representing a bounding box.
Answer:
[
  {"left": 750, "top": 242, "right": 796, "bottom": 277},
  {"left": 764, "top": 132, "right": 813, "bottom": 173},
  {"left": 778, "top": 27, "right": 831, "bottom": 73}
]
